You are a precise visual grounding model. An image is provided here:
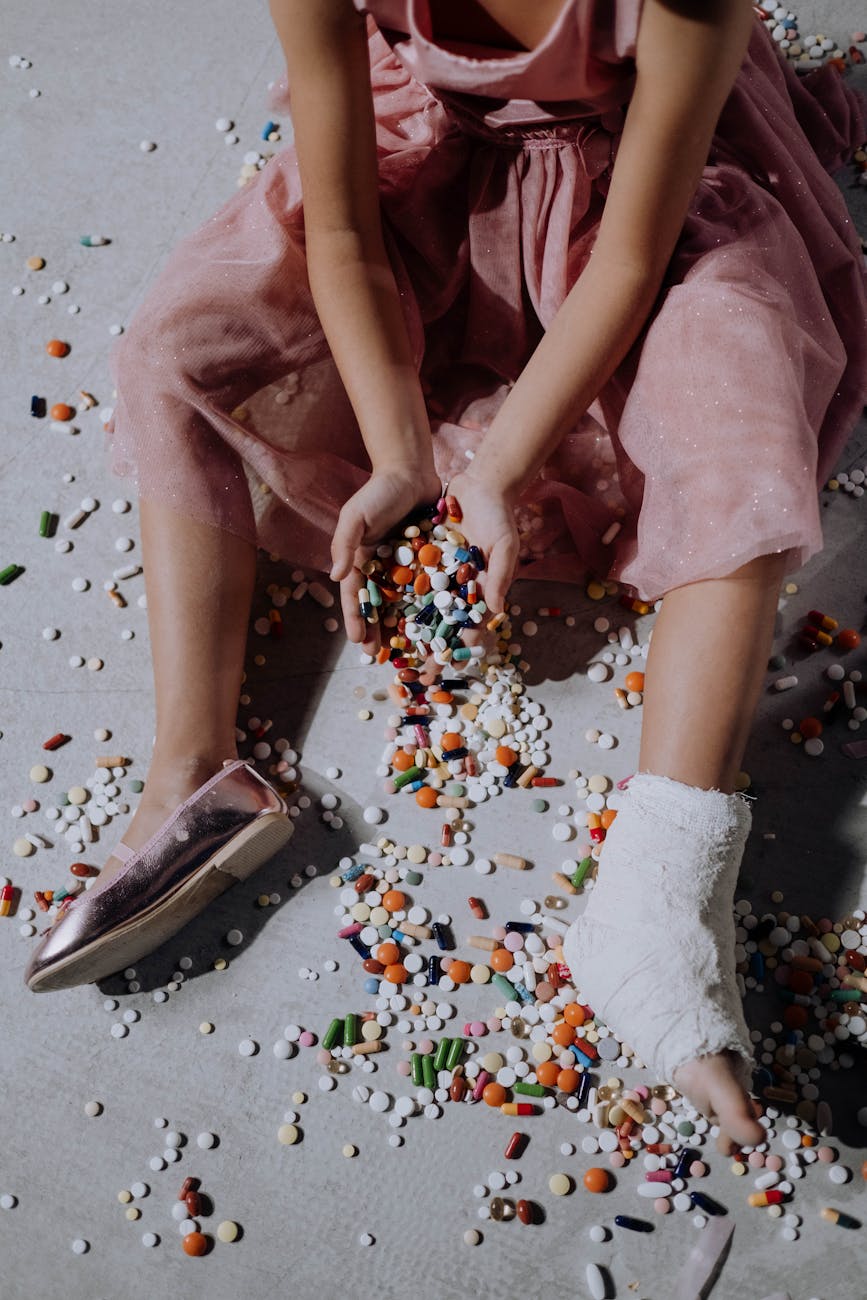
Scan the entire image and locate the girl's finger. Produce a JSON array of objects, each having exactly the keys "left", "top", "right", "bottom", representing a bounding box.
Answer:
[
  {"left": 339, "top": 568, "right": 367, "bottom": 644},
  {"left": 330, "top": 506, "right": 365, "bottom": 582},
  {"left": 481, "top": 535, "right": 517, "bottom": 615}
]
